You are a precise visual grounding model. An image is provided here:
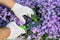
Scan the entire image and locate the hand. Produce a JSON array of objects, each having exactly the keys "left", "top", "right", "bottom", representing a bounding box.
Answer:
[
  {"left": 6, "top": 22, "right": 26, "bottom": 39},
  {"left": 0, "top": 27, "right": 10, "bottom": 40},
  {"left": 24, "top": 6, "right": 34, "bottom": 17},
  {"left": 17, "top": 7, "right": 34, "bottom": 24},
  {"left": 11, "top": 3, "right": 34, "bottom": 24},
  {"left": 0, "top": 0, "right": 15, "bottom": 8}
]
